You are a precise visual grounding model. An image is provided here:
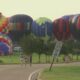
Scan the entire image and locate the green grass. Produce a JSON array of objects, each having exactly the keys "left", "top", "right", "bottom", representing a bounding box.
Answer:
[
  {"left": 40, "top": 66, "right": 80, "bottom": 80},
  {"left": 0, "top": 53, "right": 20, "bottom": 64},
  {"left": 0, "top": 52, "right": 80, "bottom": 64}
]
